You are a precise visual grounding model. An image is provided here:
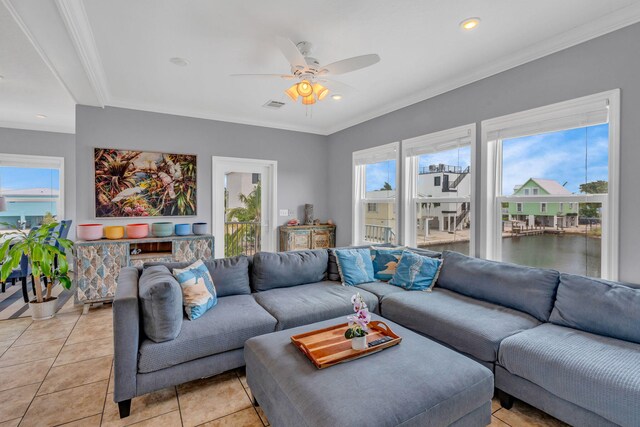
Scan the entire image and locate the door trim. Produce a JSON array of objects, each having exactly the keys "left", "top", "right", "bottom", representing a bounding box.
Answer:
[{"left": 212, "top": 156, "right": 278, "bottom": 258}]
